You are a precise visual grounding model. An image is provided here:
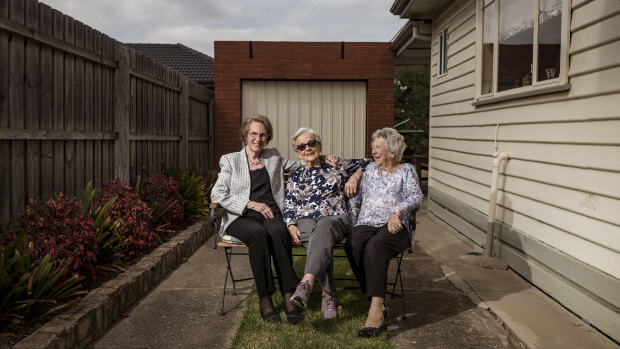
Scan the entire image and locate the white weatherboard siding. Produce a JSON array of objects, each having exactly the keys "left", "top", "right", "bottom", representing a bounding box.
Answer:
[
  {"left": 241, "top": 80, "right": 366, "bottom": 161},
  {"left": 428, "top": 0, "right": 620, "bottom": 341}
]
